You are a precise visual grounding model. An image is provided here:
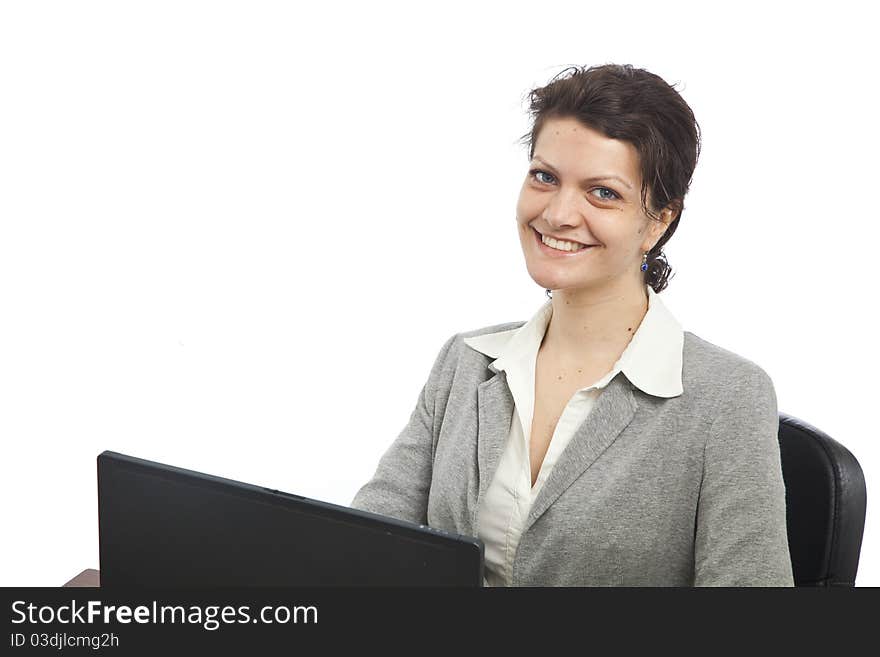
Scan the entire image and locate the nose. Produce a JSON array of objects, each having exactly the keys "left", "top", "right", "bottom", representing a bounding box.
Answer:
[{"left": 541, "top": 187, "right": 583, "bottom": 230}]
